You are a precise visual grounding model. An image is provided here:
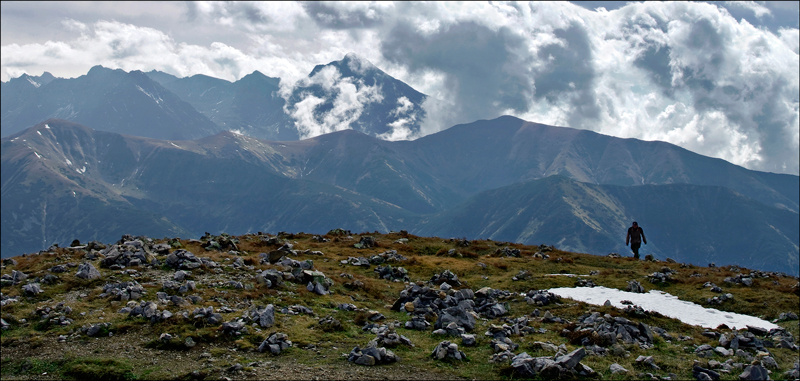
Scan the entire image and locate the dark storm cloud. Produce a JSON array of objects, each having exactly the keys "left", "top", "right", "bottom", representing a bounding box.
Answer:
[
  {"left": 302, "top": 2, "right": 386, "bottom": 29},
  {"left": 634, "top": 45, "right": 673, "bottom": 94},
  {"left": 381, "top": 21, "right": 532, "bottom": 126},
  {"left": 533, "top": 23, "right": 600, "bottom": 128}
]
